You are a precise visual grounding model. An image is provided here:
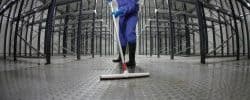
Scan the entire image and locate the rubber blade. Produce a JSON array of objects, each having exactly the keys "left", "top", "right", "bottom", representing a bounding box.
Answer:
[{"left": 100, "top": 72, "right": 150, "bottom": 80}]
